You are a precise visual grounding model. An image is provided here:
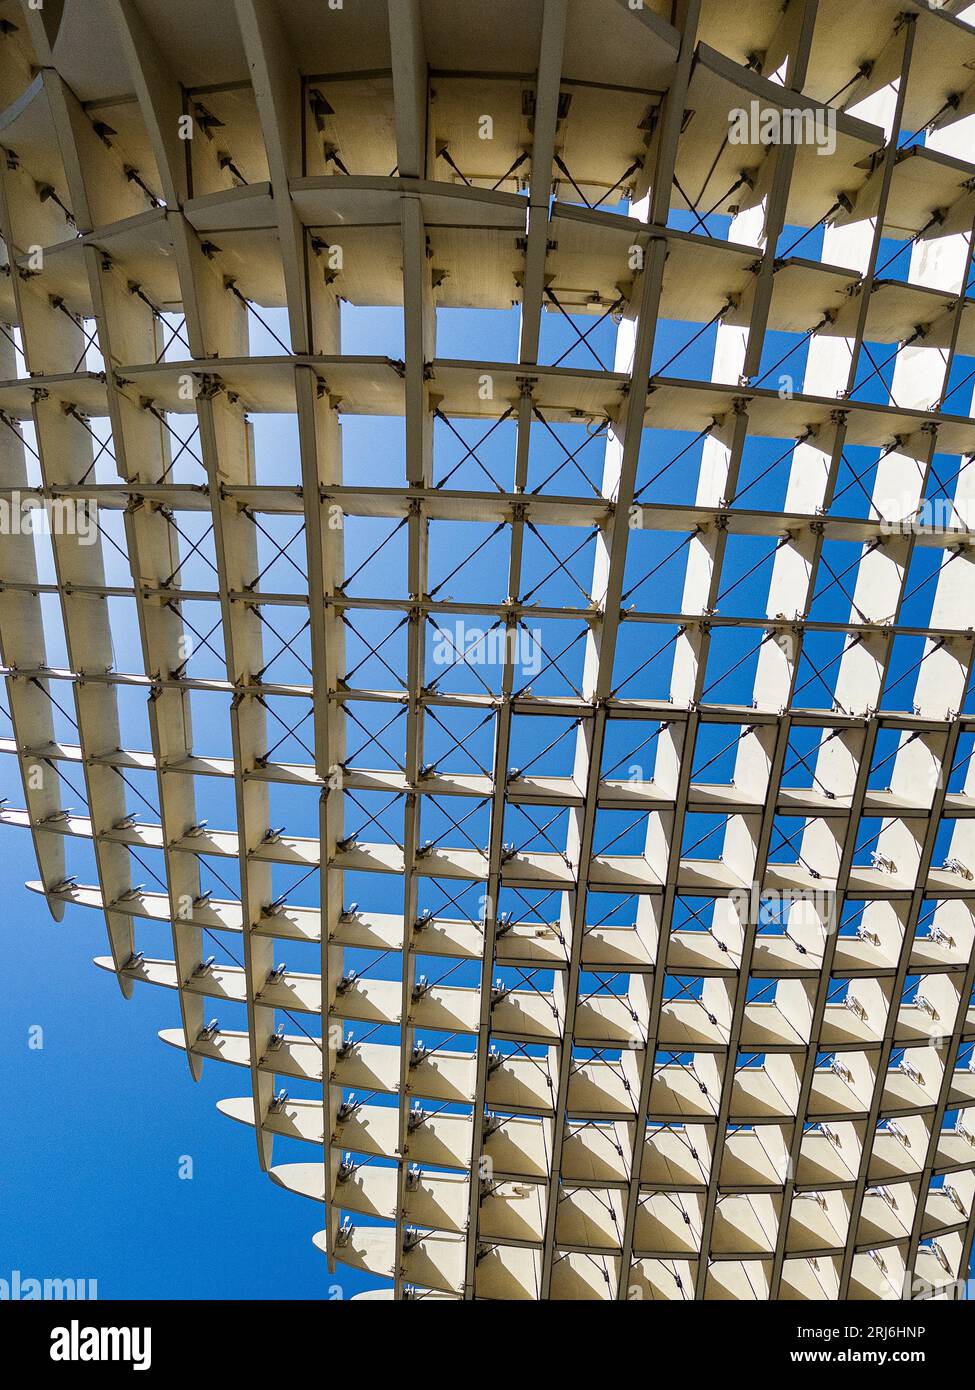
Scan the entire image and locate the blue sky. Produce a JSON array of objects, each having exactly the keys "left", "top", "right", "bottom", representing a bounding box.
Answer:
[{"left": 2, "top": 204, "right": 975, "bottom": 1297}]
